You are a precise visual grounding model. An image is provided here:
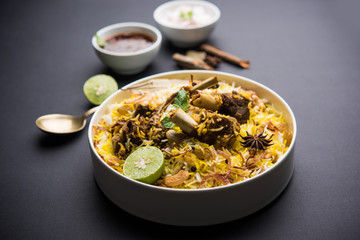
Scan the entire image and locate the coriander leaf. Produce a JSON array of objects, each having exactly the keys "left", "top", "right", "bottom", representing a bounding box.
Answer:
[
  {"left": 179, "top": 11, "right": 186, "bottom": 20},
  {"left": 161, "top": 116, "right": 175, "bottom": 128},
  {"left": 187, "top": 11, "right": 193, "bottom": 20},
  {"left": 180, "top": 10, "right": 193, "bottom": 20},
  {"left": 95, "top": 34, "right": 107, "bottom": 47},
  {"left": 173, "top": 89, "right": 190, "bottom": 111}
]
